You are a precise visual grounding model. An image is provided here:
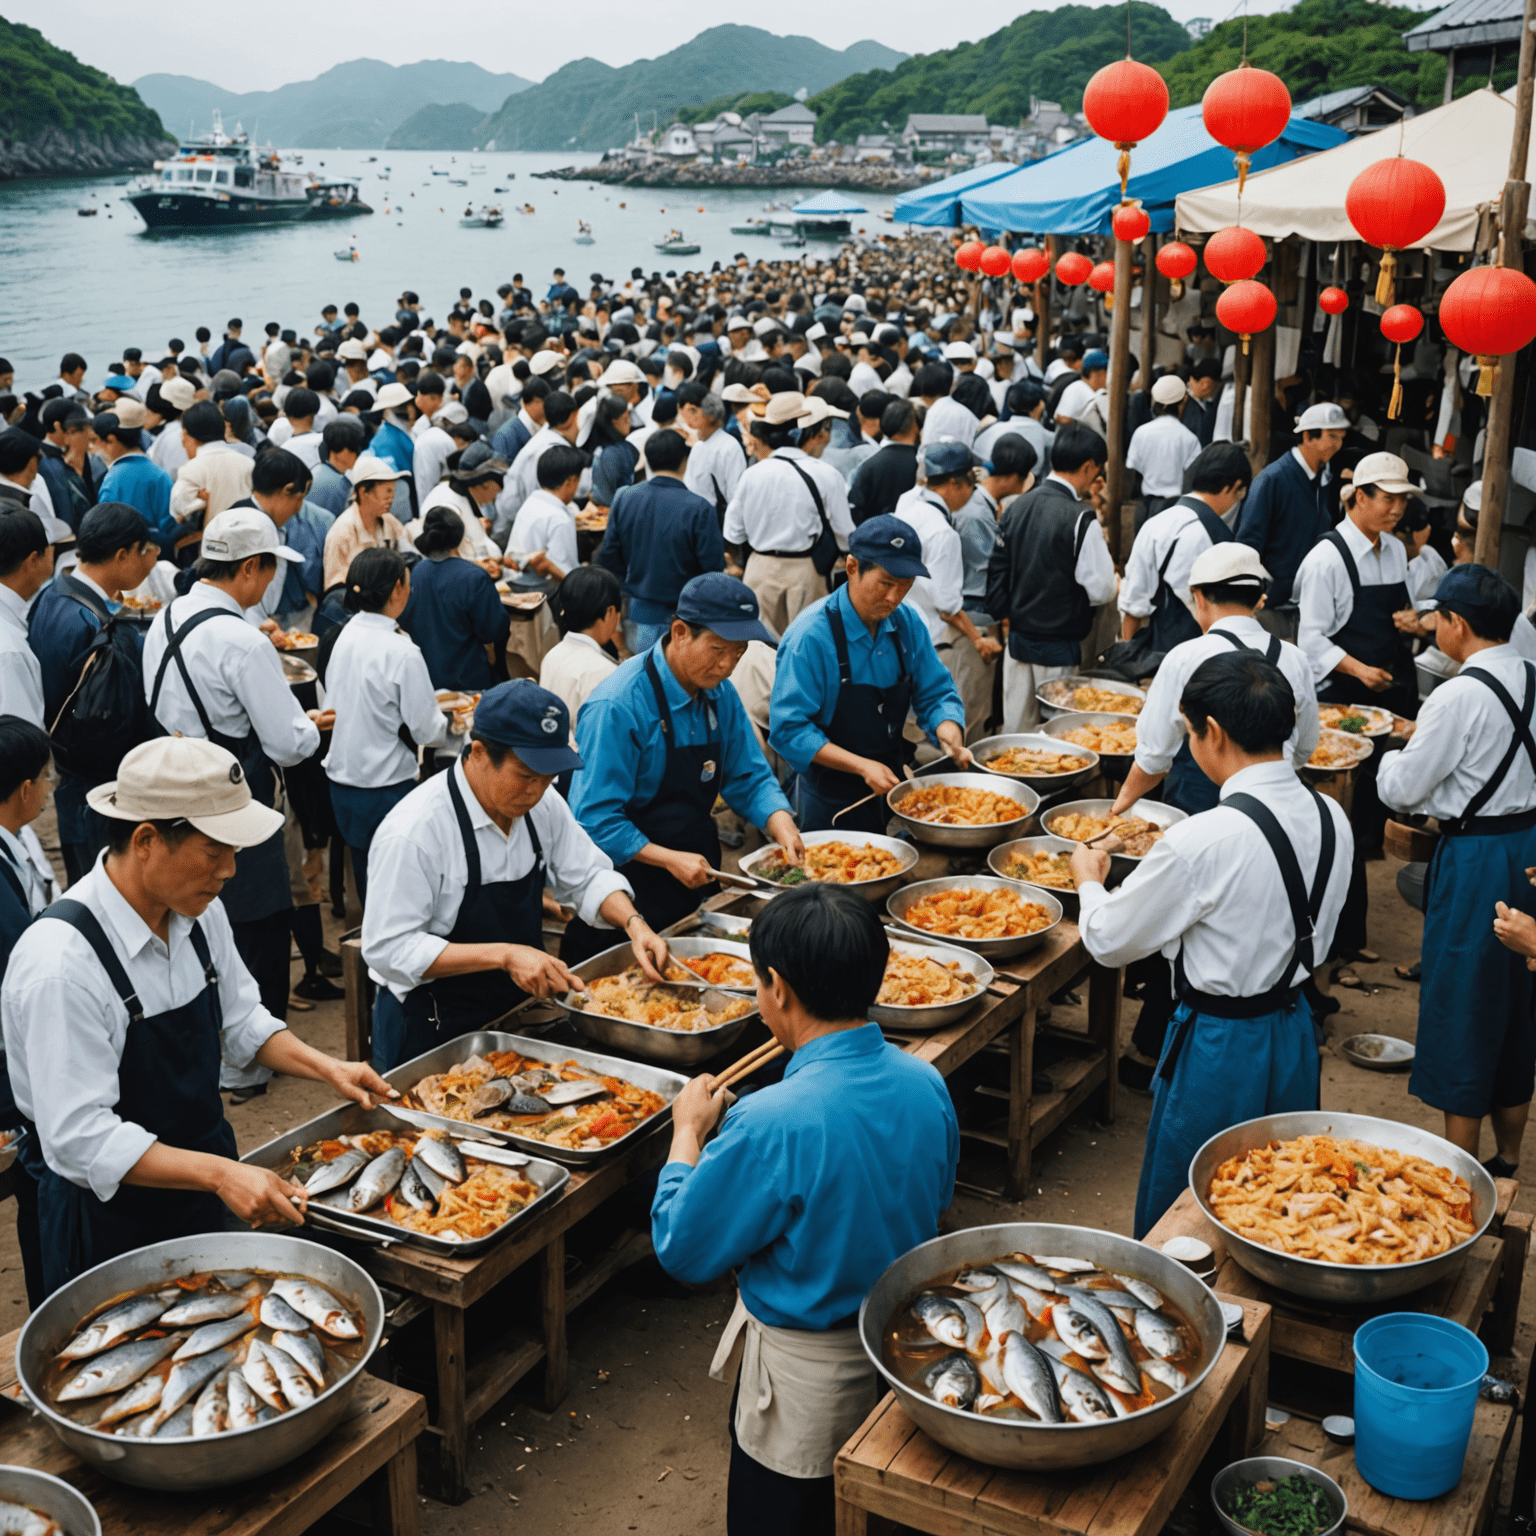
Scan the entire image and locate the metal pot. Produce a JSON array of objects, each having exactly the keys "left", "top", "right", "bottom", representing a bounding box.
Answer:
[
  {"left": 987, "top": 835, "right": 1082, "bottom": 914},
  {"left": 17, "top": 1233, "right": 384, "bottom": 1492},
  {"left": 1035, "top": 675, "right": 1145, "bottom": 721},
  {"left": 969, "top": 734, "right": 1099, "bottom": 794},
  {"left": 1039, "top": 797, "right": 1187, "bottom": 886},
  {"left": 886, "top": 876, "right": 1062, "bottom": 960},
  {"left": 1211, "top": 1457, "right": 1347, "bottom": 1536},
  {"left": 0, "top": 1466, "right": 100, "bottom": 1535},
  {"left": 737, "top": 829, "right": 918, "bottom": 904},
  {"left": 1189, "top": 1111, "right": 1497, "bottom": 1304},
  {"left": 859, "top": 1223, "right": 1227, "bottom": 1470},
  {"left": 887, "top": 772, "right": 1039, "bottom": 850},
  {"left": 1038, "top": 710, "right": 1139, "bottom": 774},
  {"left": 870, "top": 937, "right": 995, "bottom": 1030}
]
